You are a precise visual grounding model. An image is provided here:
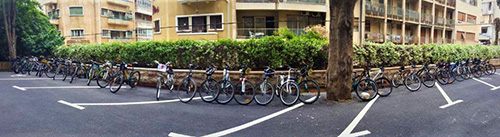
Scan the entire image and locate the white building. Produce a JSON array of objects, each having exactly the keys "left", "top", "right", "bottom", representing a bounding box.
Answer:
[{"left": 480, "top": 0, "right": 500, "bottom": 45}]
